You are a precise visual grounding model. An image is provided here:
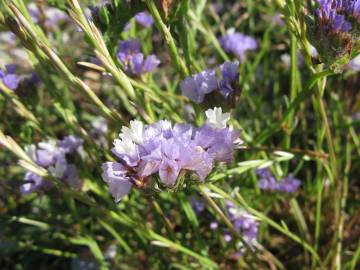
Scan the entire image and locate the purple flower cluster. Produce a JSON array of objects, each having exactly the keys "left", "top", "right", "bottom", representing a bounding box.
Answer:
[
  {"left": 219, "top": 31, "right": 257, "bottom": 61},
  {"left": 181, "top": 61, "right": 239, "bottom": 104},
  {"left": 225, "top": 201, "right": 259, "bottom": 251},
  {"left": 21, "top": 135, "right": 83, "bottom": 196},
  {"left": 117, "top": 39, "right": 160, "bottom": 76},
  {"left": 256, "top": 168, "right": 301, "bottom": 193},
  {"left": 316, "top": 0, "right": 354, "bottom": 33},
  {"left": 0, "top": 65, "right": 20, "bottom": 90},
  {"left": 306, "top": 0, "right": 360, "bottom": 68},
  {"left": 124, "top": 11, "right": 154, "bottom": 31},
  {"left": 28, "top": 3, "right": 69, "bottom": 29},
  {"left": 191, "top": 198, "right": 258, "bottom": 254},
  {"left": 308, "top": 0, "right": 359, "bottom": 68},
  {"left": 317, "top": 0, "right": 360, "bottom": 29},
  {"left": 102, "top": 107, "right": 242, "bottom": 202}
]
